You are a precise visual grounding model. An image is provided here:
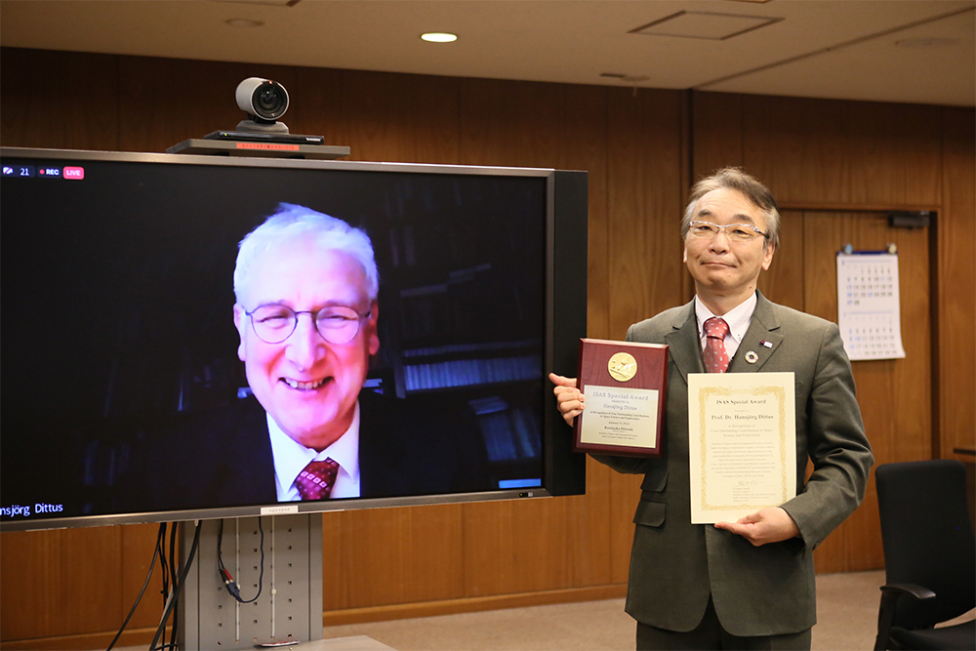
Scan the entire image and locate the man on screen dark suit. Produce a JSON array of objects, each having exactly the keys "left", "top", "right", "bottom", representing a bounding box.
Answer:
[
  {"left": 136, "top": 388, "right": 487, "bottom": 509},
  {"left": 550, "top": 169, "right": 874, "bottom": 650},
  {"left": 132, "top": 203, "right": 489, "bottom": 511}
]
